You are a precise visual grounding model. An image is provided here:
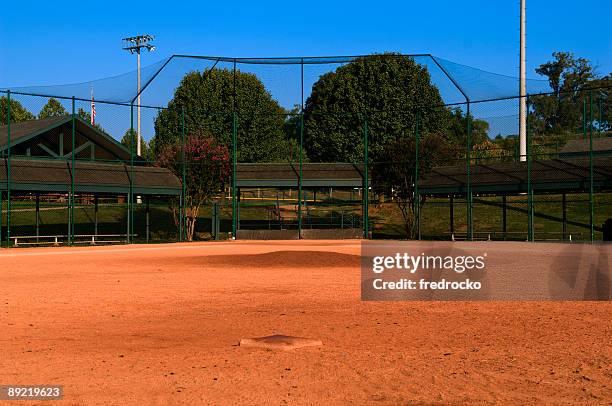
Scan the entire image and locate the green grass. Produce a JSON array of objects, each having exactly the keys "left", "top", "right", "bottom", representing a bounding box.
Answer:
[
  {"left": 1, "top": 192, "right": 610, "bottom": 245},
  {"left": 373, "top": 193, "right": 611, "bottom": 241}
]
